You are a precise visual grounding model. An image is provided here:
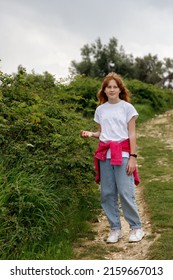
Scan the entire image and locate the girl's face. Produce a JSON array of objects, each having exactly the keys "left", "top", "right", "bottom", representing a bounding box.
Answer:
[{"left": 104, "top": 79, "right": 121, "bottom": 103}]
